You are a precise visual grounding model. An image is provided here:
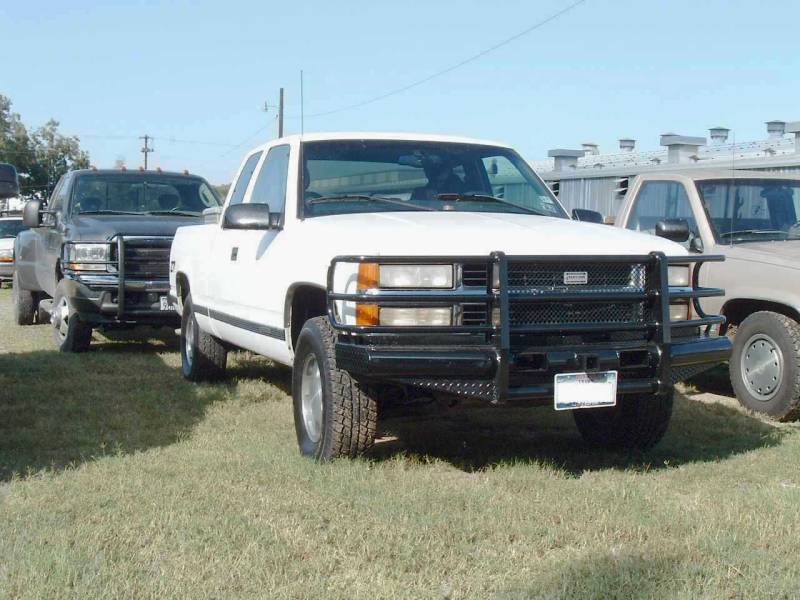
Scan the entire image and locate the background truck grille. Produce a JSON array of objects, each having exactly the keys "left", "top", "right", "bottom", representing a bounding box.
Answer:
[{"left": 117, "top": 238, "right": 172, "bottom": 279}]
